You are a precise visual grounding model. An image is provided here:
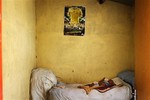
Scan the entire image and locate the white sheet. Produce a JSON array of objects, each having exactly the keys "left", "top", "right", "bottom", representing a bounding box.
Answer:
[{"left": 48, "top": 77, "right": 132, "bottom": 100}]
